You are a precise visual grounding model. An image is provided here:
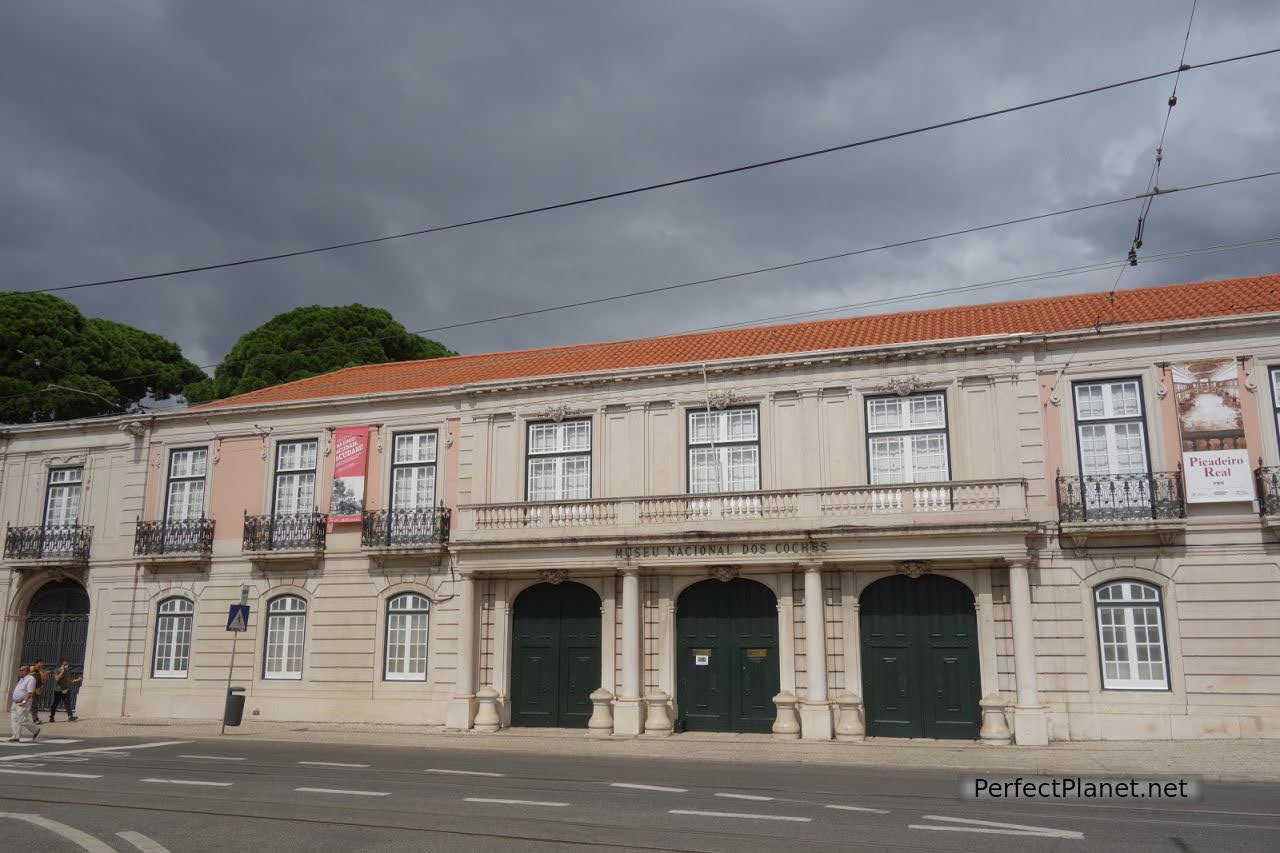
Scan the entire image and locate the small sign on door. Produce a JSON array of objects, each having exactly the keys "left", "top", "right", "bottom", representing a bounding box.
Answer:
[
  {"left": 746, "top": 648, "right": 768, "bottom": 659},
  {"left": 693, "top": 648, "right": 711, "bottom": 666}
]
